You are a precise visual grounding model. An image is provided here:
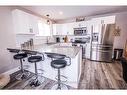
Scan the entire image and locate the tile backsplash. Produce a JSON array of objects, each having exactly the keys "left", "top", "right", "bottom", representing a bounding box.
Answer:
[
  {"left": 16, "top": 35, "right": 35, "bottom": 47},
  {"left": 16, "top": 35, "right": 56, "bottom": 47}
]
